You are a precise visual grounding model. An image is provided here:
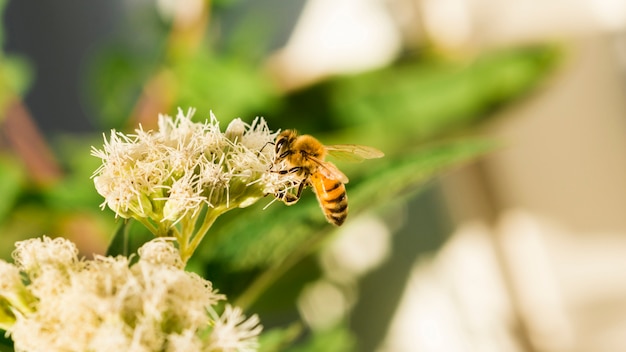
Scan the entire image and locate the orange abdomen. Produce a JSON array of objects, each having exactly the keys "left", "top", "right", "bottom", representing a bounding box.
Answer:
[{"left": 311, "top": 173, "right": 348, "bottom": 226}]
